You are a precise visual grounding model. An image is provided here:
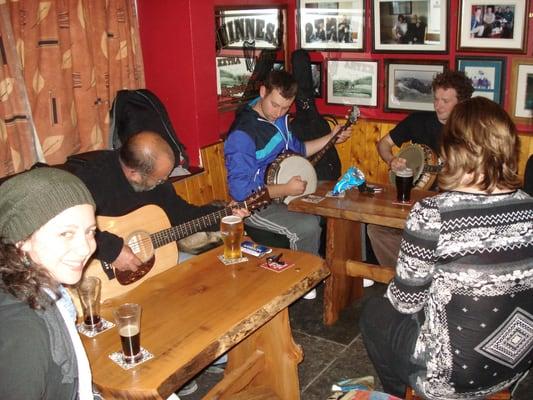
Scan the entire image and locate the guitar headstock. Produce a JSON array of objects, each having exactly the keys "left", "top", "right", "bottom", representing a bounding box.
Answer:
[{"left": 245, "top": 187, "right": 272, "bottom": 212}]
